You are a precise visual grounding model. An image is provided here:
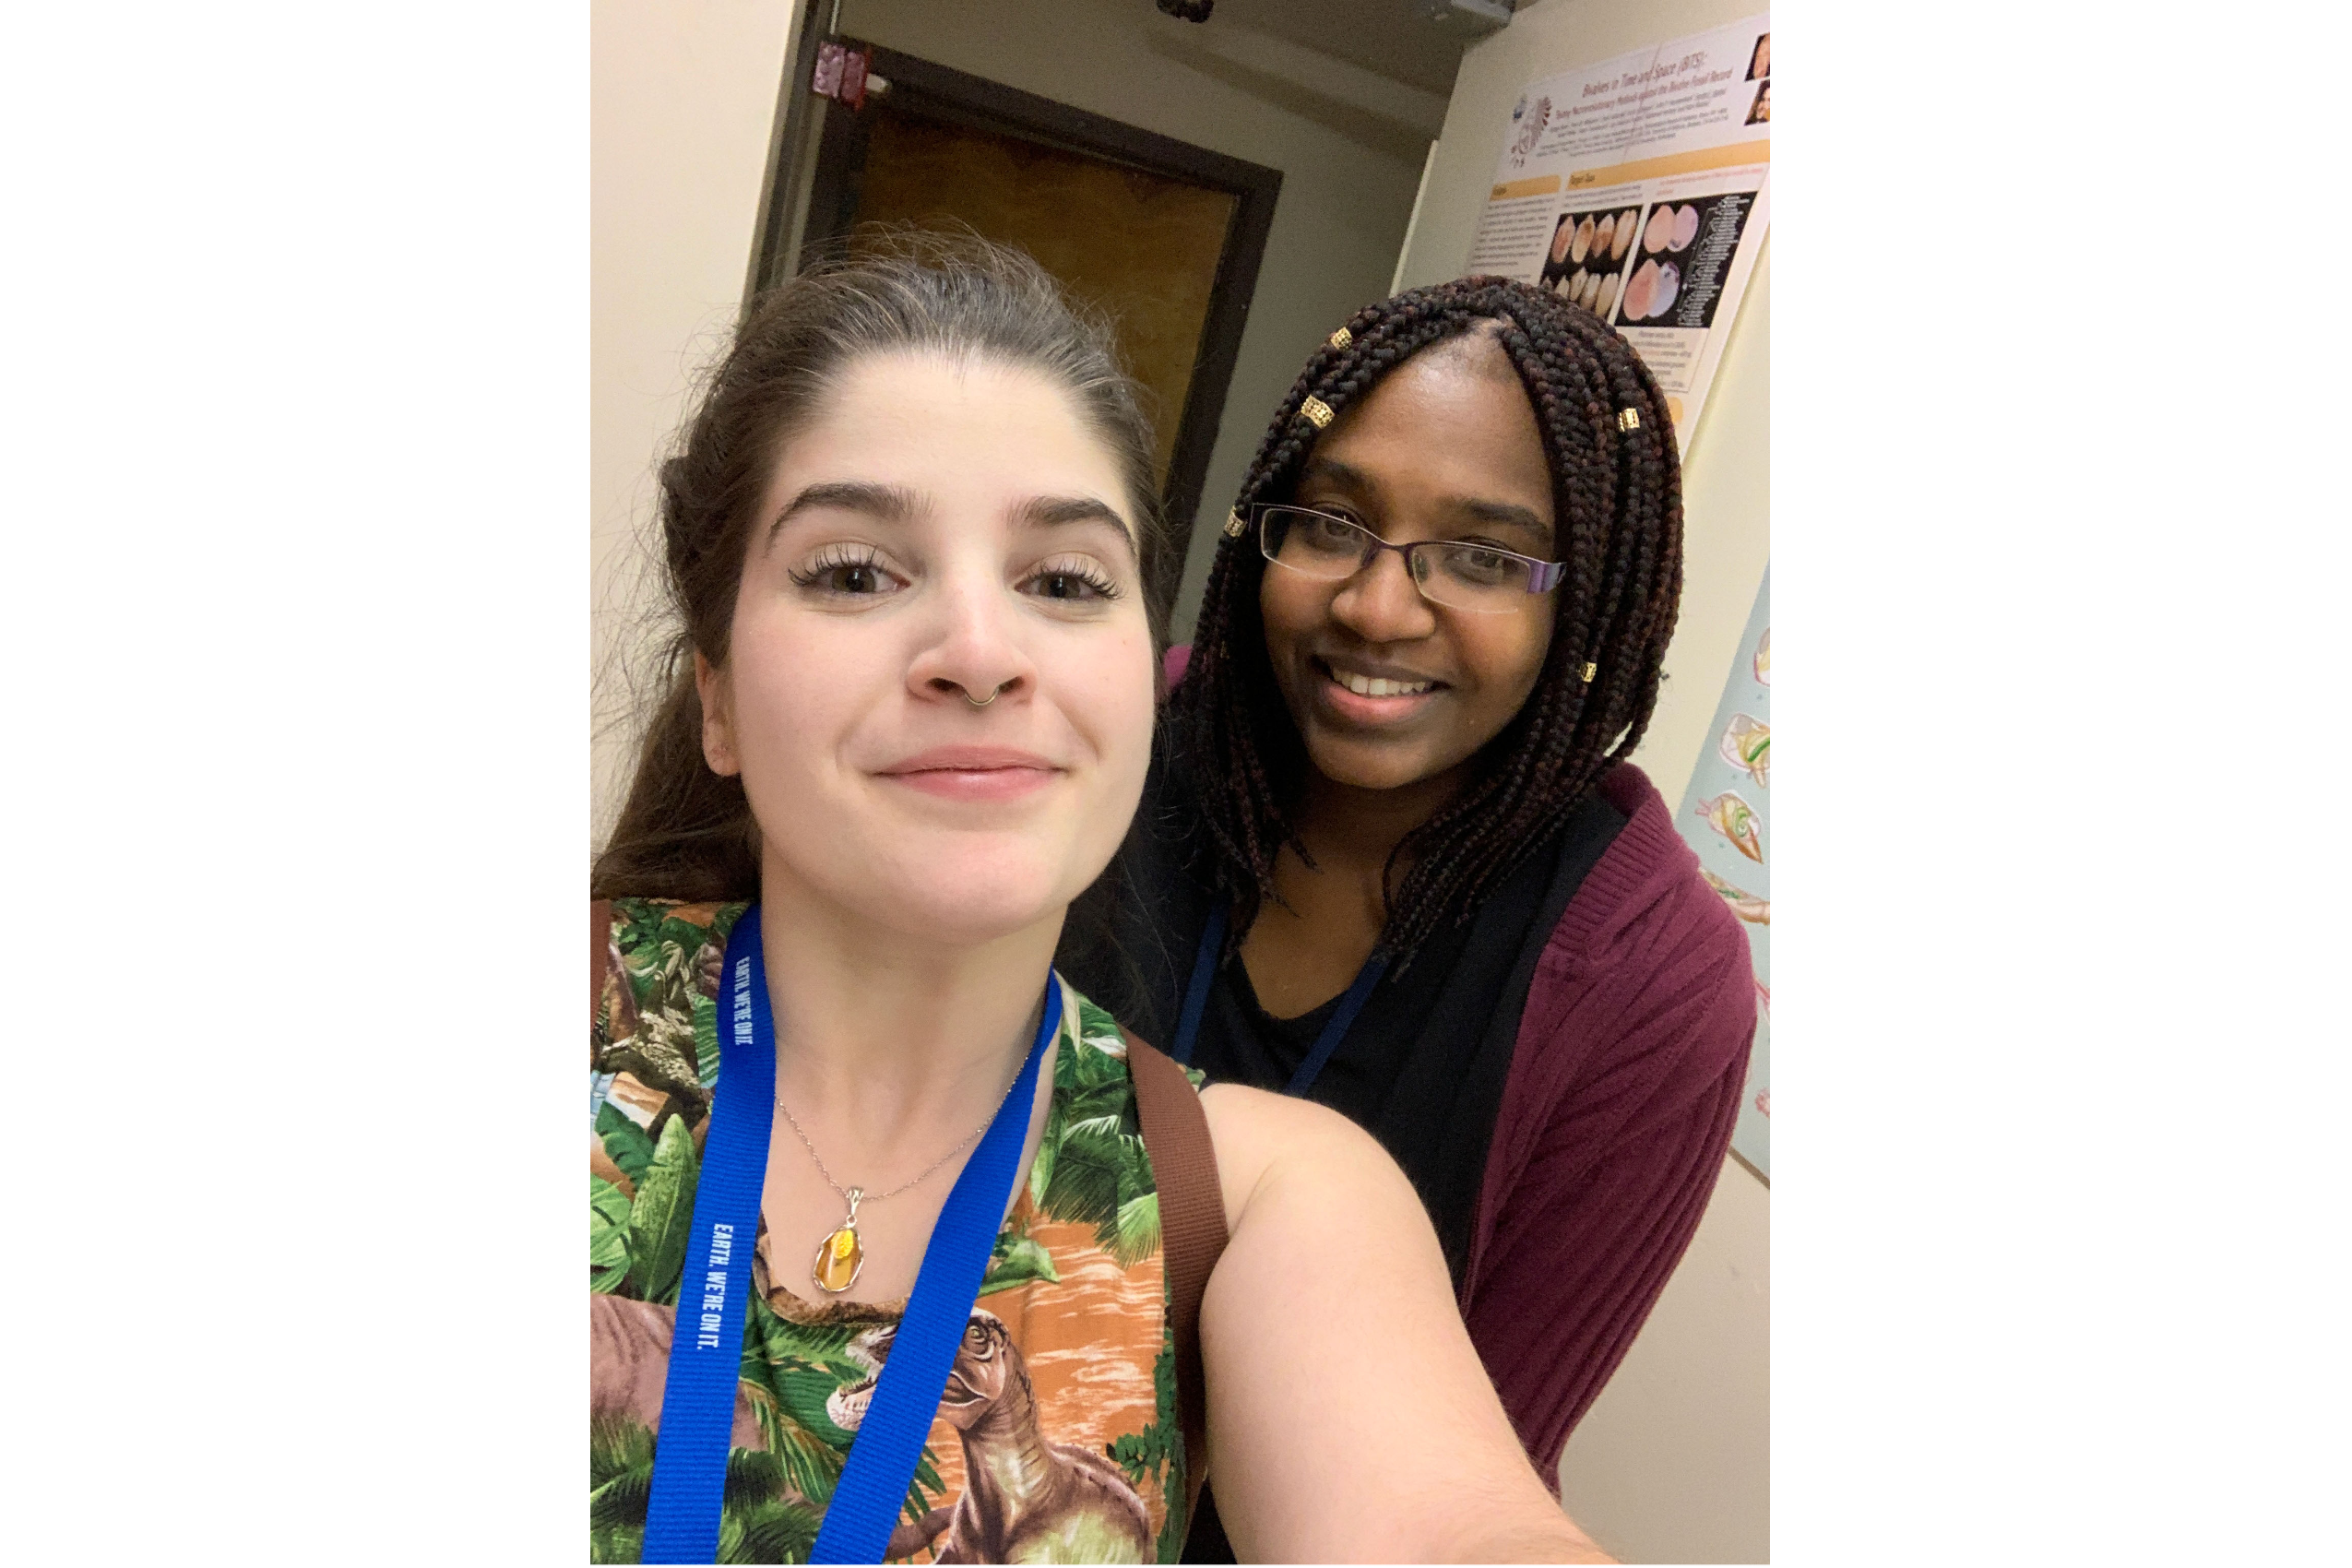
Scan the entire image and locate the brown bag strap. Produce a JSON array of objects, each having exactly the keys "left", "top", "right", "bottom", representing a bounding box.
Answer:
[
  {"left": 1124, "top": 1028, "right": 1229, "bottom": 1525},
  {"left": 590, "top": 900, "right": 613, "bottom": 1039}
]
